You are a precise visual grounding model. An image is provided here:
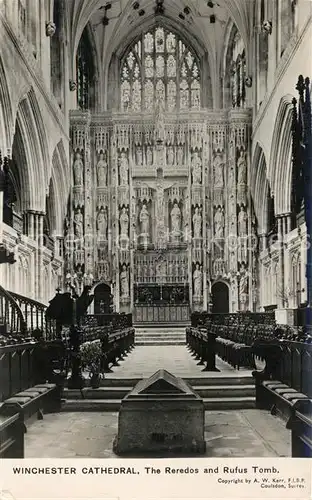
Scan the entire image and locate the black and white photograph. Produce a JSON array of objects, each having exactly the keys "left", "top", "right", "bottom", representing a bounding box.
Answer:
[{"left": 0, "top": 0, "right": 311, "bottom": 469}]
